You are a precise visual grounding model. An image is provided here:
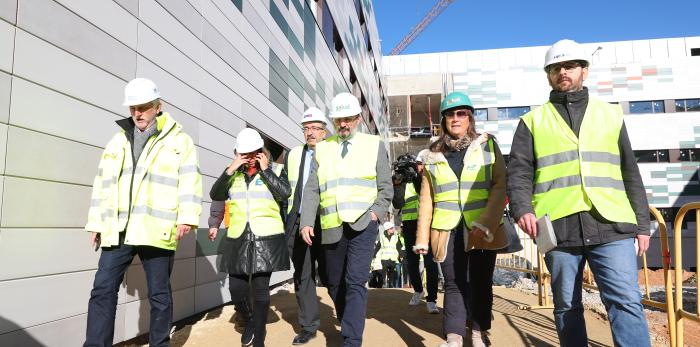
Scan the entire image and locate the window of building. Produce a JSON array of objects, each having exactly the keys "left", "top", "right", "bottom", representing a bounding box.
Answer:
[
  {"left": 473, "top": 108, "right": 488, "bottom": 121},
  {"left": 675, "top": 98, "right": 700, "bottom": 112},
  {"left": 497, "top": 106, "right": 530, "bottom": 120},
  {"left": 635, "top": 149, "right": 670, "bottom": 163},
  {"left": 629, "top": 100, "right": 665, "bottom": 114},
  {"left": 679, "top": 148, "right": 699, "bottom": 162},
  {"left": 691, "top": 48, "right": 700, "bottom": 56},
  {"left": 319, "top": 0, "right": 334, "bottom": 51}
]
